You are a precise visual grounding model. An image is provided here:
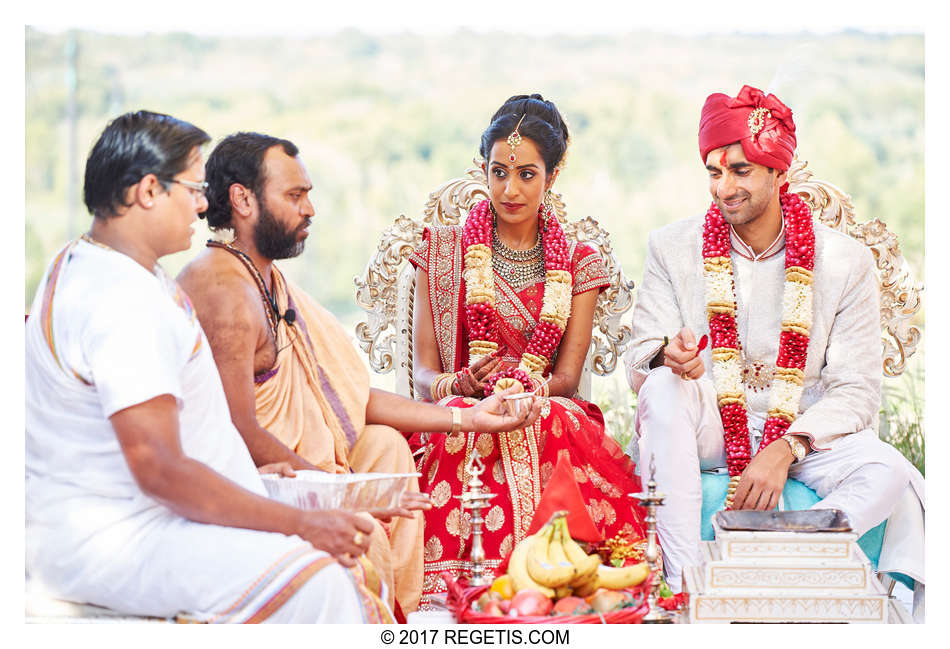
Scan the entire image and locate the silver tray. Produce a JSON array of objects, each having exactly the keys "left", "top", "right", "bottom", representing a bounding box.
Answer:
[{"left": 714, "top": 509, "right": 852, "bottom": 533}]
